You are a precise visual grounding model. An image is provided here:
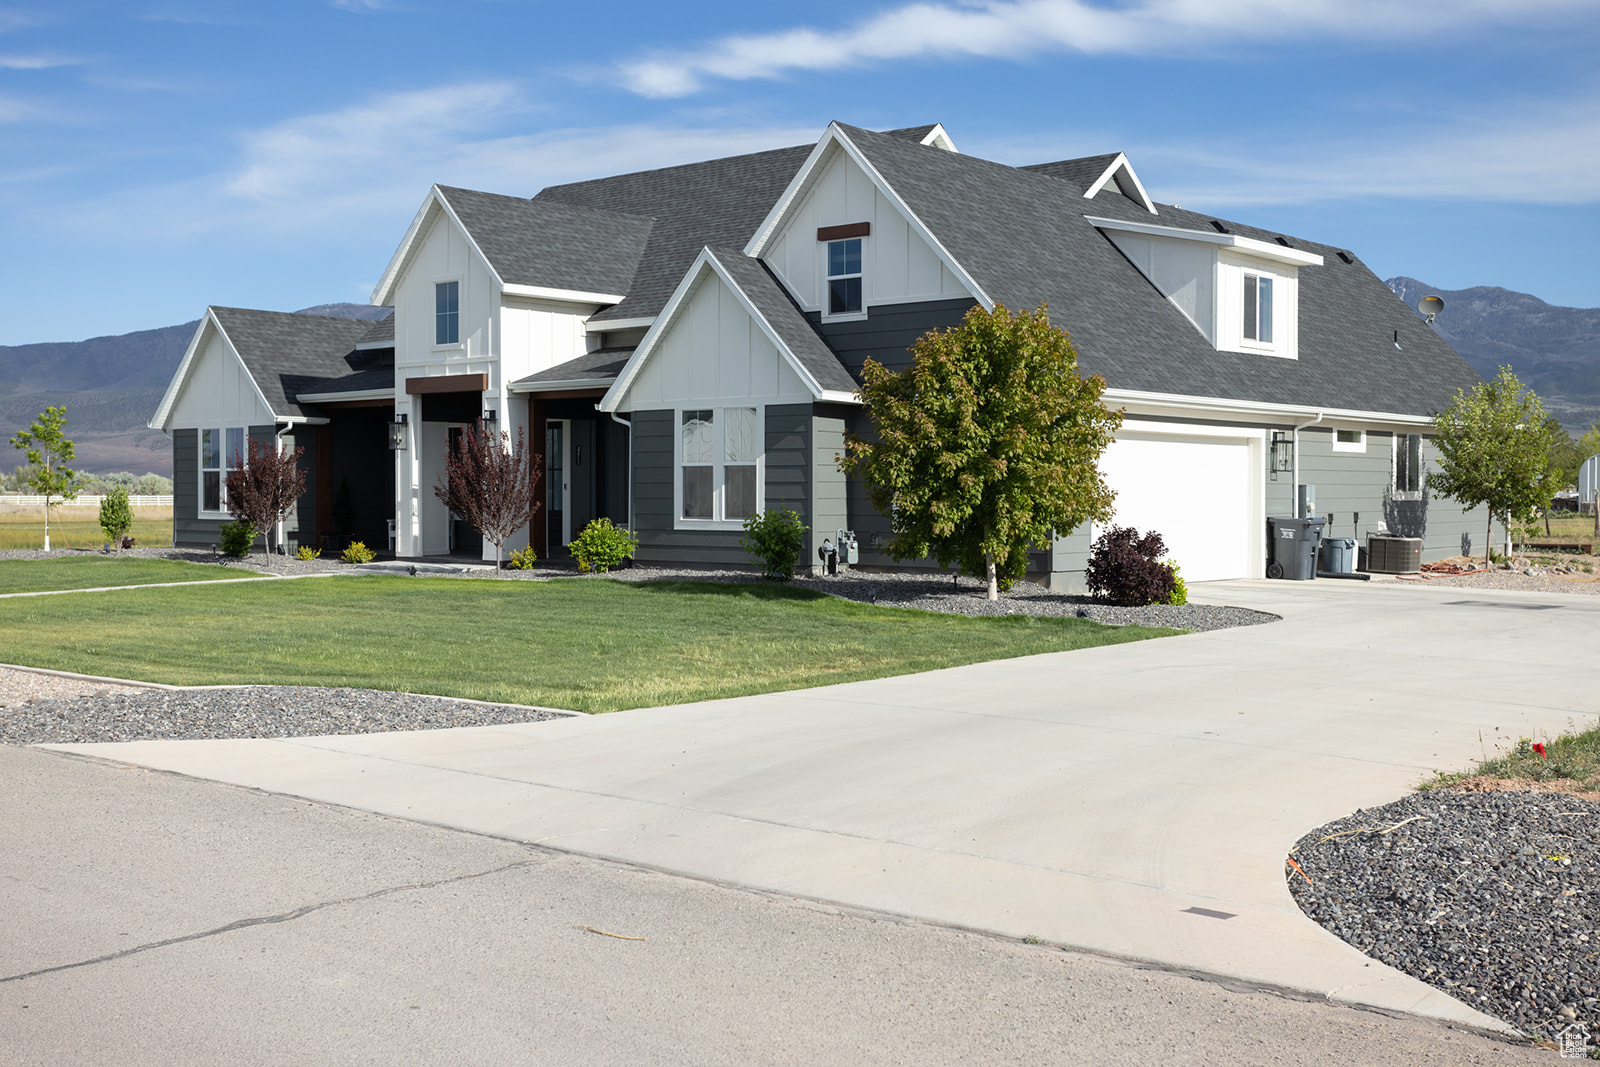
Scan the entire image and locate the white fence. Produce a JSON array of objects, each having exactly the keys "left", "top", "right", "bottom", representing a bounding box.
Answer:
[{"left": 0, "top": 494, "right": 174, "bottom": 507}]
